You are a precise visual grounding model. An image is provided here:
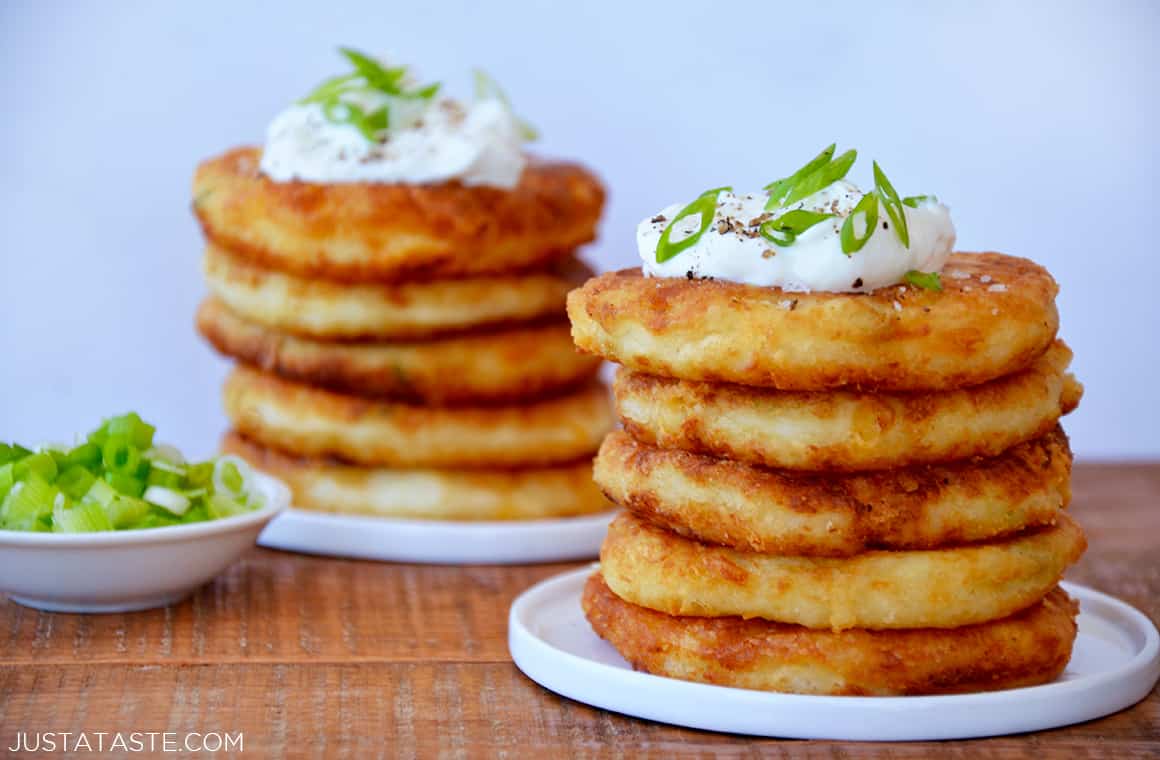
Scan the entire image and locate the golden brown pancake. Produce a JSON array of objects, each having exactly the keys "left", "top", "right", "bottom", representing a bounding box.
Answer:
[
  {"left": 222, "top": 366, "right": 613, "bottom": 469},
  {"left": 223, "top": 433, "right": 612, "bottom": 521},
  {"left": 583, "top": 573, "right": 1077, "bottom": 696},
  {"left": 595, "top": 427, "right": 1072, "bottom": 556},
  {"left": 194, "top": 147, "right": 605, "bottom": 282},
  {"left": 600, "top": 511, "right": 1086, "bottom": 631},
  {"left": 615, "top": 340, "right": 1081, "bottom": 472},
  {"left": 203, "top": 242, "right": 591, "bottom": 340},
  {"left": 568, "top": 253, "right": 1059, "bottom": 391},
  {"left": 198, "top": 298, "right": 600, "bottom": 405}
]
